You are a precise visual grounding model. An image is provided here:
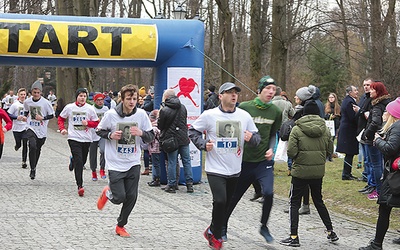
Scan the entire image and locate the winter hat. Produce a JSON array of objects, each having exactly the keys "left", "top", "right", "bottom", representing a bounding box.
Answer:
[
  {"left": 139, "top": 86, "right": 146, "bottom": 97},
  {"left": 303, "top": 100, "right": 320, "bottom": 115},
  {"left": 208, "top": 85, "right": 216, "bottom": 92},
  {"left": 93, "top": 93, "right": 105, "bottom": 101},
  {"left": 31, "top": 80, "right": 42, "bottom": 91},
  {"left": 75, "top": 88, "right": 88, "bottom": 99},
  {"left": 296, "top": 86, "right": 314, "bottom": 102},
  {"left": 386, "top": 97, "right": 400, "bottom": 119},
  {"left": 392, "top": 157, "right": 400, "bottom": 171},
  {"left": 258, "top": 75, "right": 276, "bottom": 92}
]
